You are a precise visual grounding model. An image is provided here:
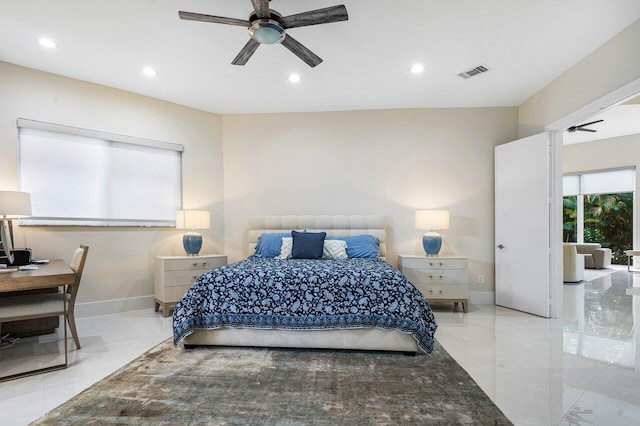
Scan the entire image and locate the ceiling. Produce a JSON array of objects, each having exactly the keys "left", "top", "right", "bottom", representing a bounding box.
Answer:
[
  {"left": 1, "top": 1, "right": 640, "bottom": 115},
  {"left": 564, "top": 95, "right": 640, "bottom": 144}
]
